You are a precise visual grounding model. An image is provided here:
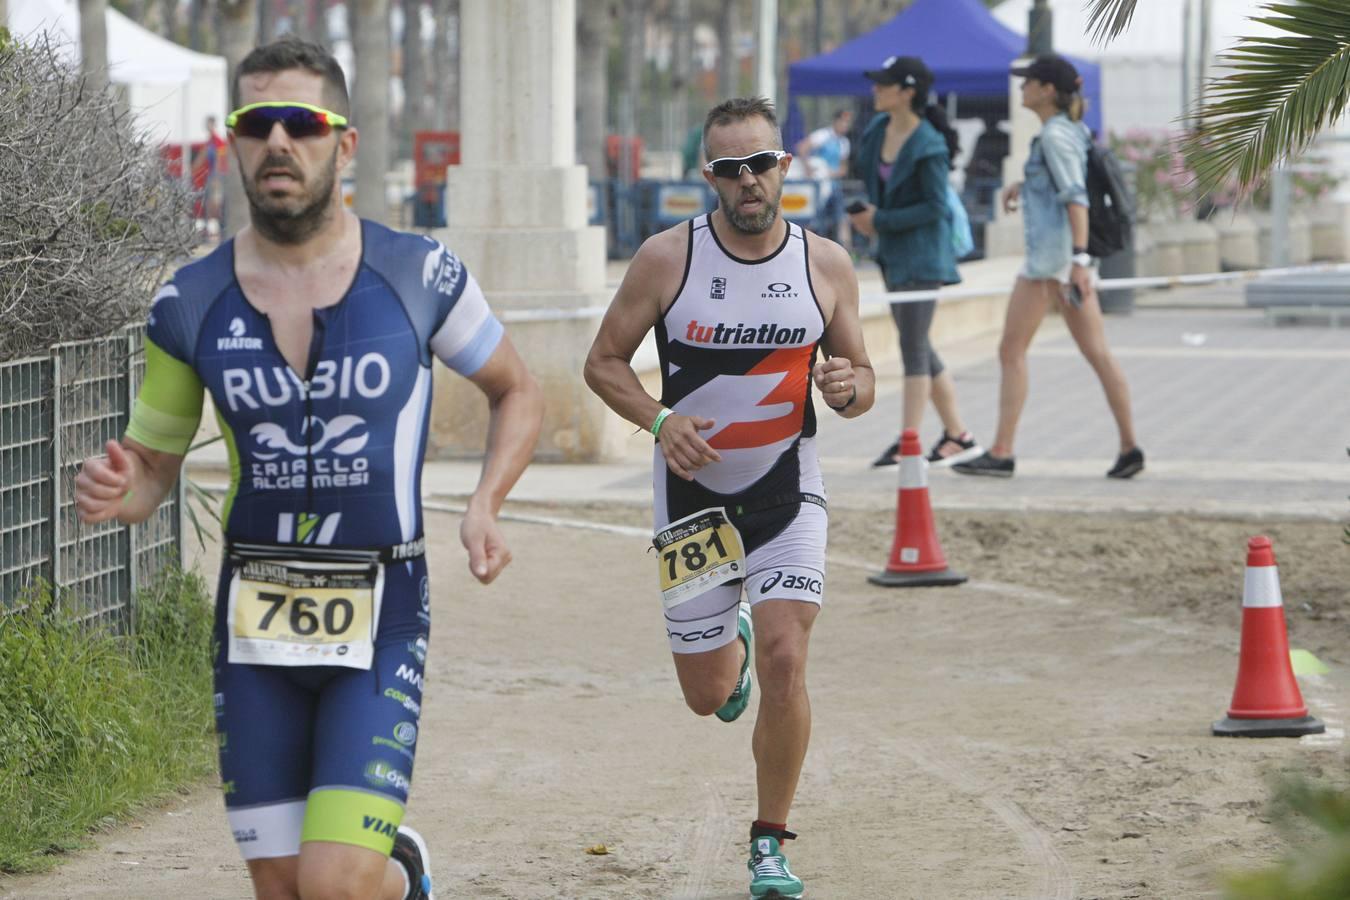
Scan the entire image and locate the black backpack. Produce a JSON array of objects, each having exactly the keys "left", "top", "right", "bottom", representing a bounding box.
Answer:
[
  {"left": 1045, "top": 134, "right": 1134, "bottom": 259},
  {"left": 1084, "top": 142, "right": 1134, "bottom": 259}
]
